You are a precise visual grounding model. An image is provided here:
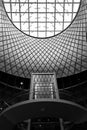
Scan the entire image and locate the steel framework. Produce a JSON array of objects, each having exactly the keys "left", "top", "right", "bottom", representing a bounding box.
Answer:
[{"left": 3, "top": 0, "right": 80, "bottom": 37}]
